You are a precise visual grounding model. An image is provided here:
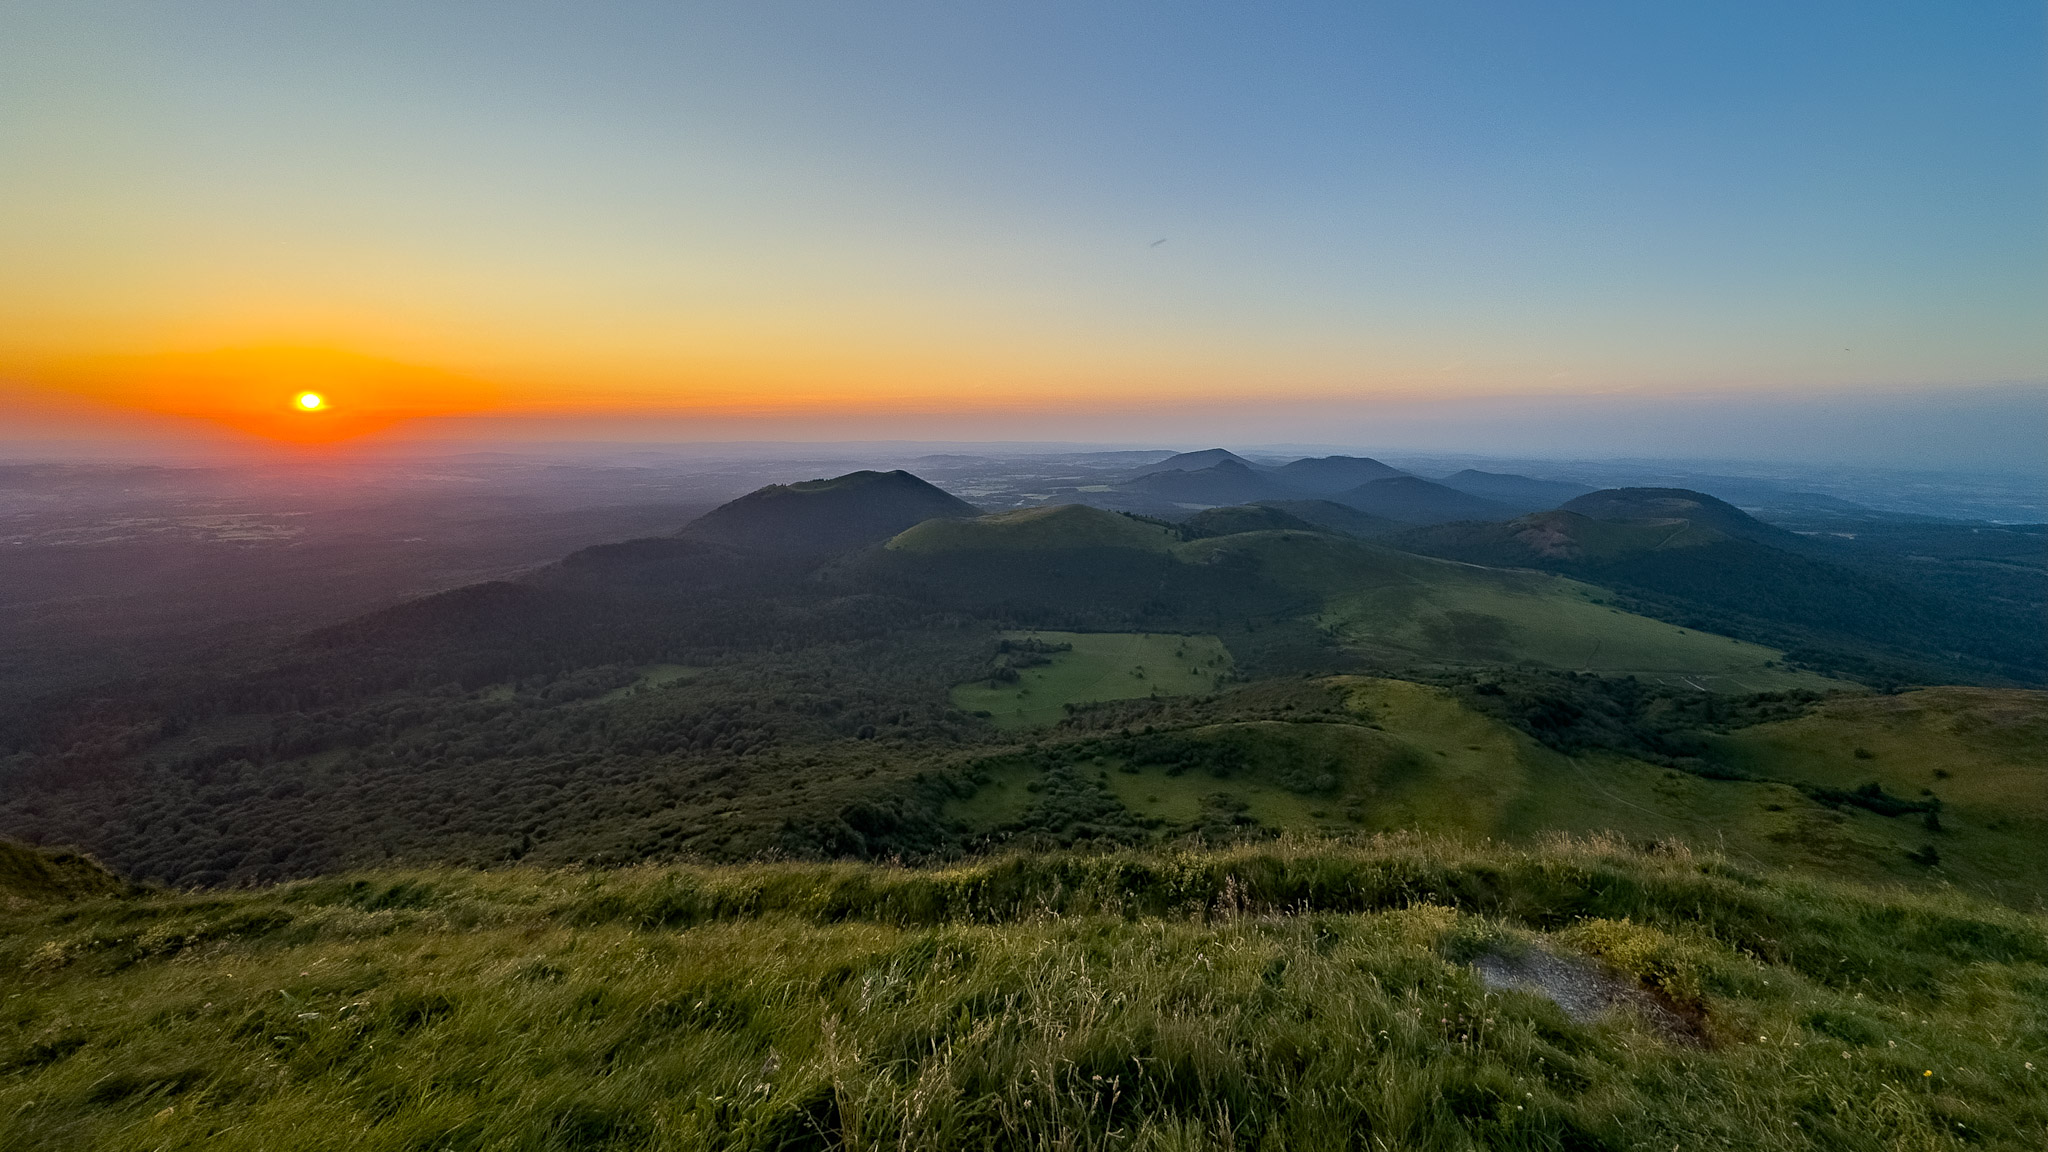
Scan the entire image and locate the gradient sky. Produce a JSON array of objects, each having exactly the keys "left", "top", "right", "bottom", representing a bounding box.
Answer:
[{"left": 2, "top": 1, "right": 2042, "bottom": 450}]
